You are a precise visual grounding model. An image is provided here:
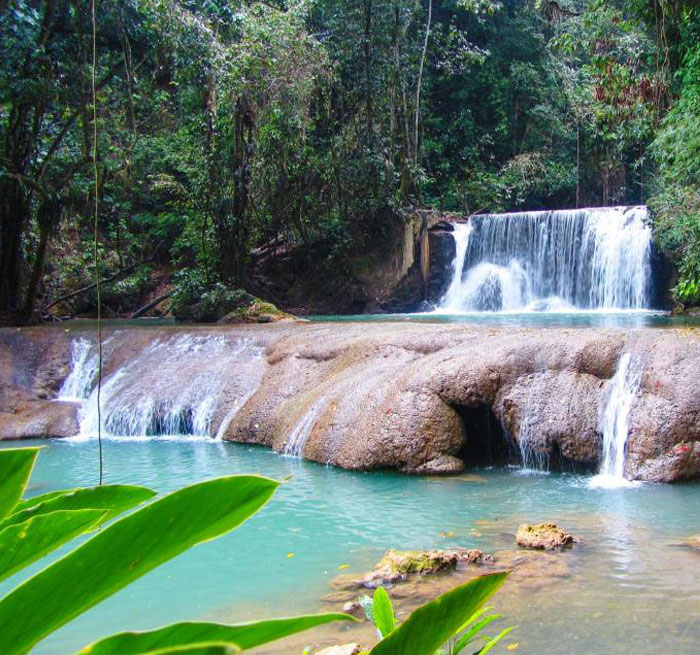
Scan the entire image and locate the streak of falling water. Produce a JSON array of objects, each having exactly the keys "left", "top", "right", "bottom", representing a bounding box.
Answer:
[
  {"left": 590, "top": 353, "right": 642, "bottom": 488},
  {"left": 58, "top": 338, "right": 99, "bottom": 401},
  {"left": 283, "top": 400, "right": 325, "bottom": 458}
]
